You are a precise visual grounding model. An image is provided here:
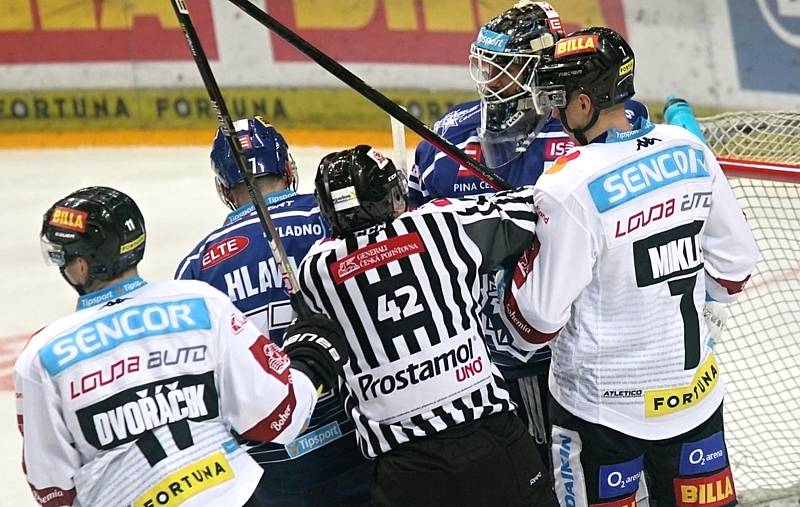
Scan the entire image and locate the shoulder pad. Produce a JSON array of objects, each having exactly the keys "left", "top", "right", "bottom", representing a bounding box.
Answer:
[
  {"left": 535, "top": 147, "right": 597, "bottom": 200},
  {"left": 305, "top": 237, "right": 339, "bottom": 259},
  {"left": 623, "top": 99, "right": 650, "bottom": 122},
  {"left": 413, "top": 197, "right": 469, "bottom": 215}
]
